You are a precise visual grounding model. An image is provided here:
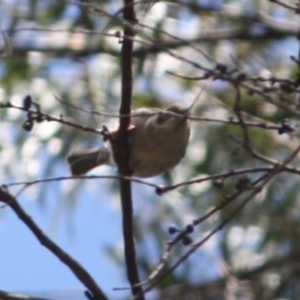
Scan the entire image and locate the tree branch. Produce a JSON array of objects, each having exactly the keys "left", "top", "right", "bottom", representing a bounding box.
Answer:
[
  {"left": 0, "top": 290, "right": 52, "bottom": 300},
  {"left": 0, "top": 187, "right": 108, "bottom": 300},
  {"left": 109, "top": 0, "right": 145, "bottom": 299}
]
